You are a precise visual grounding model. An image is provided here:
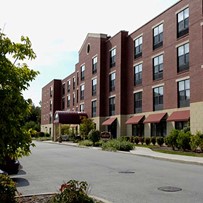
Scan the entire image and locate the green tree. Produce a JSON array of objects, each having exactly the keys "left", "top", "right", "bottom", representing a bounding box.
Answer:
[
  {"left": 0, "top": 30, "right": 39, "bottom": 163},
  {"left": 24, "top": 99, "right": 41, "bottom": 132},
  {"left": 79, "top": 118, "right": 95, "bottom": 139}
]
